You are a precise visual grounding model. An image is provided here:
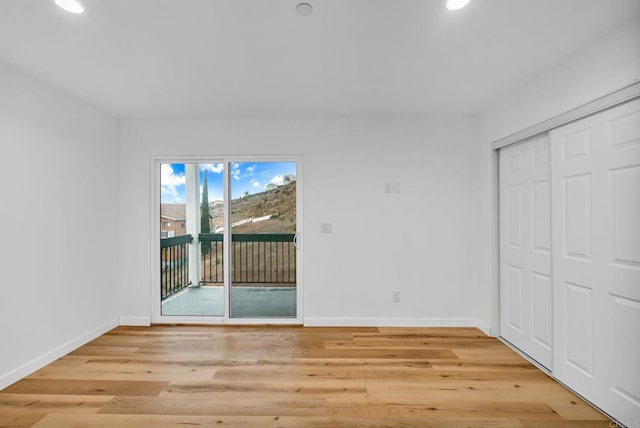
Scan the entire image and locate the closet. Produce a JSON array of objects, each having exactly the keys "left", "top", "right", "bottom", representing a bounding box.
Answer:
[{"left": 499, "top": 98, "right": 640, "bottom": 423}]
